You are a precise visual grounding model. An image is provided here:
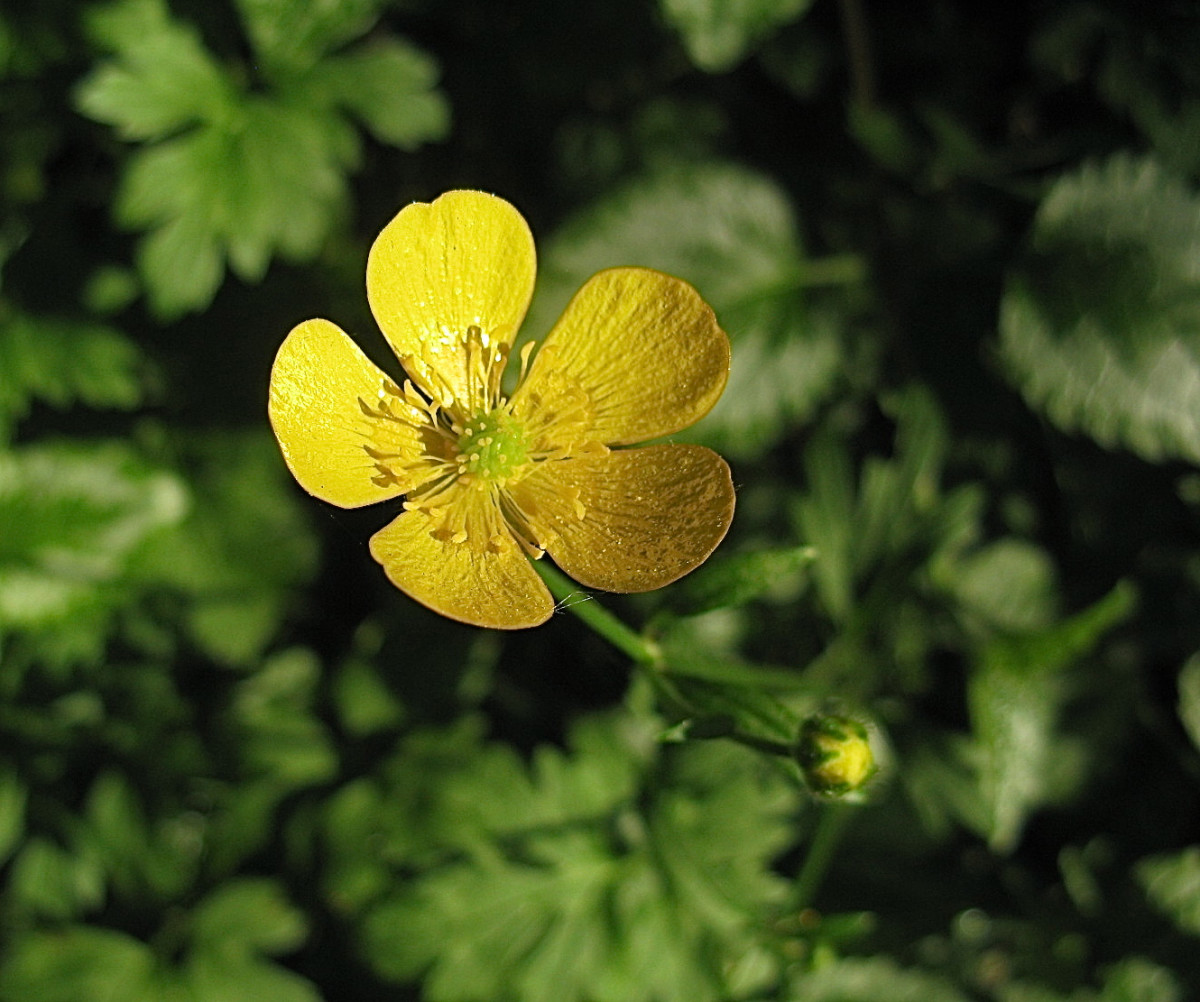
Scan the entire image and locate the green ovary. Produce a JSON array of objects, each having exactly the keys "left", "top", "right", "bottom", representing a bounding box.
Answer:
[{"left": 456, "top": 409, "right": 531, "bottom": 482}]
